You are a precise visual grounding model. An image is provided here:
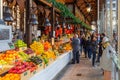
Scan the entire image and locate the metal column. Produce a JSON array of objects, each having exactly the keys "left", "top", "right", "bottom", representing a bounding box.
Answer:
[
  {"left": 110, "top": 0, "right": 113, "bottom": 41},
  {"left": 118, "top": 1, "right": 120, "bottom": 79},
  {"left": 97, "top": 0, "right": 100, "bottom": 33},
  {"left": 25, "top": 0, "right": 32, "bottom": 46},
  {"left": 0, "top": 0, "right": 3, "bottom": 19}
]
